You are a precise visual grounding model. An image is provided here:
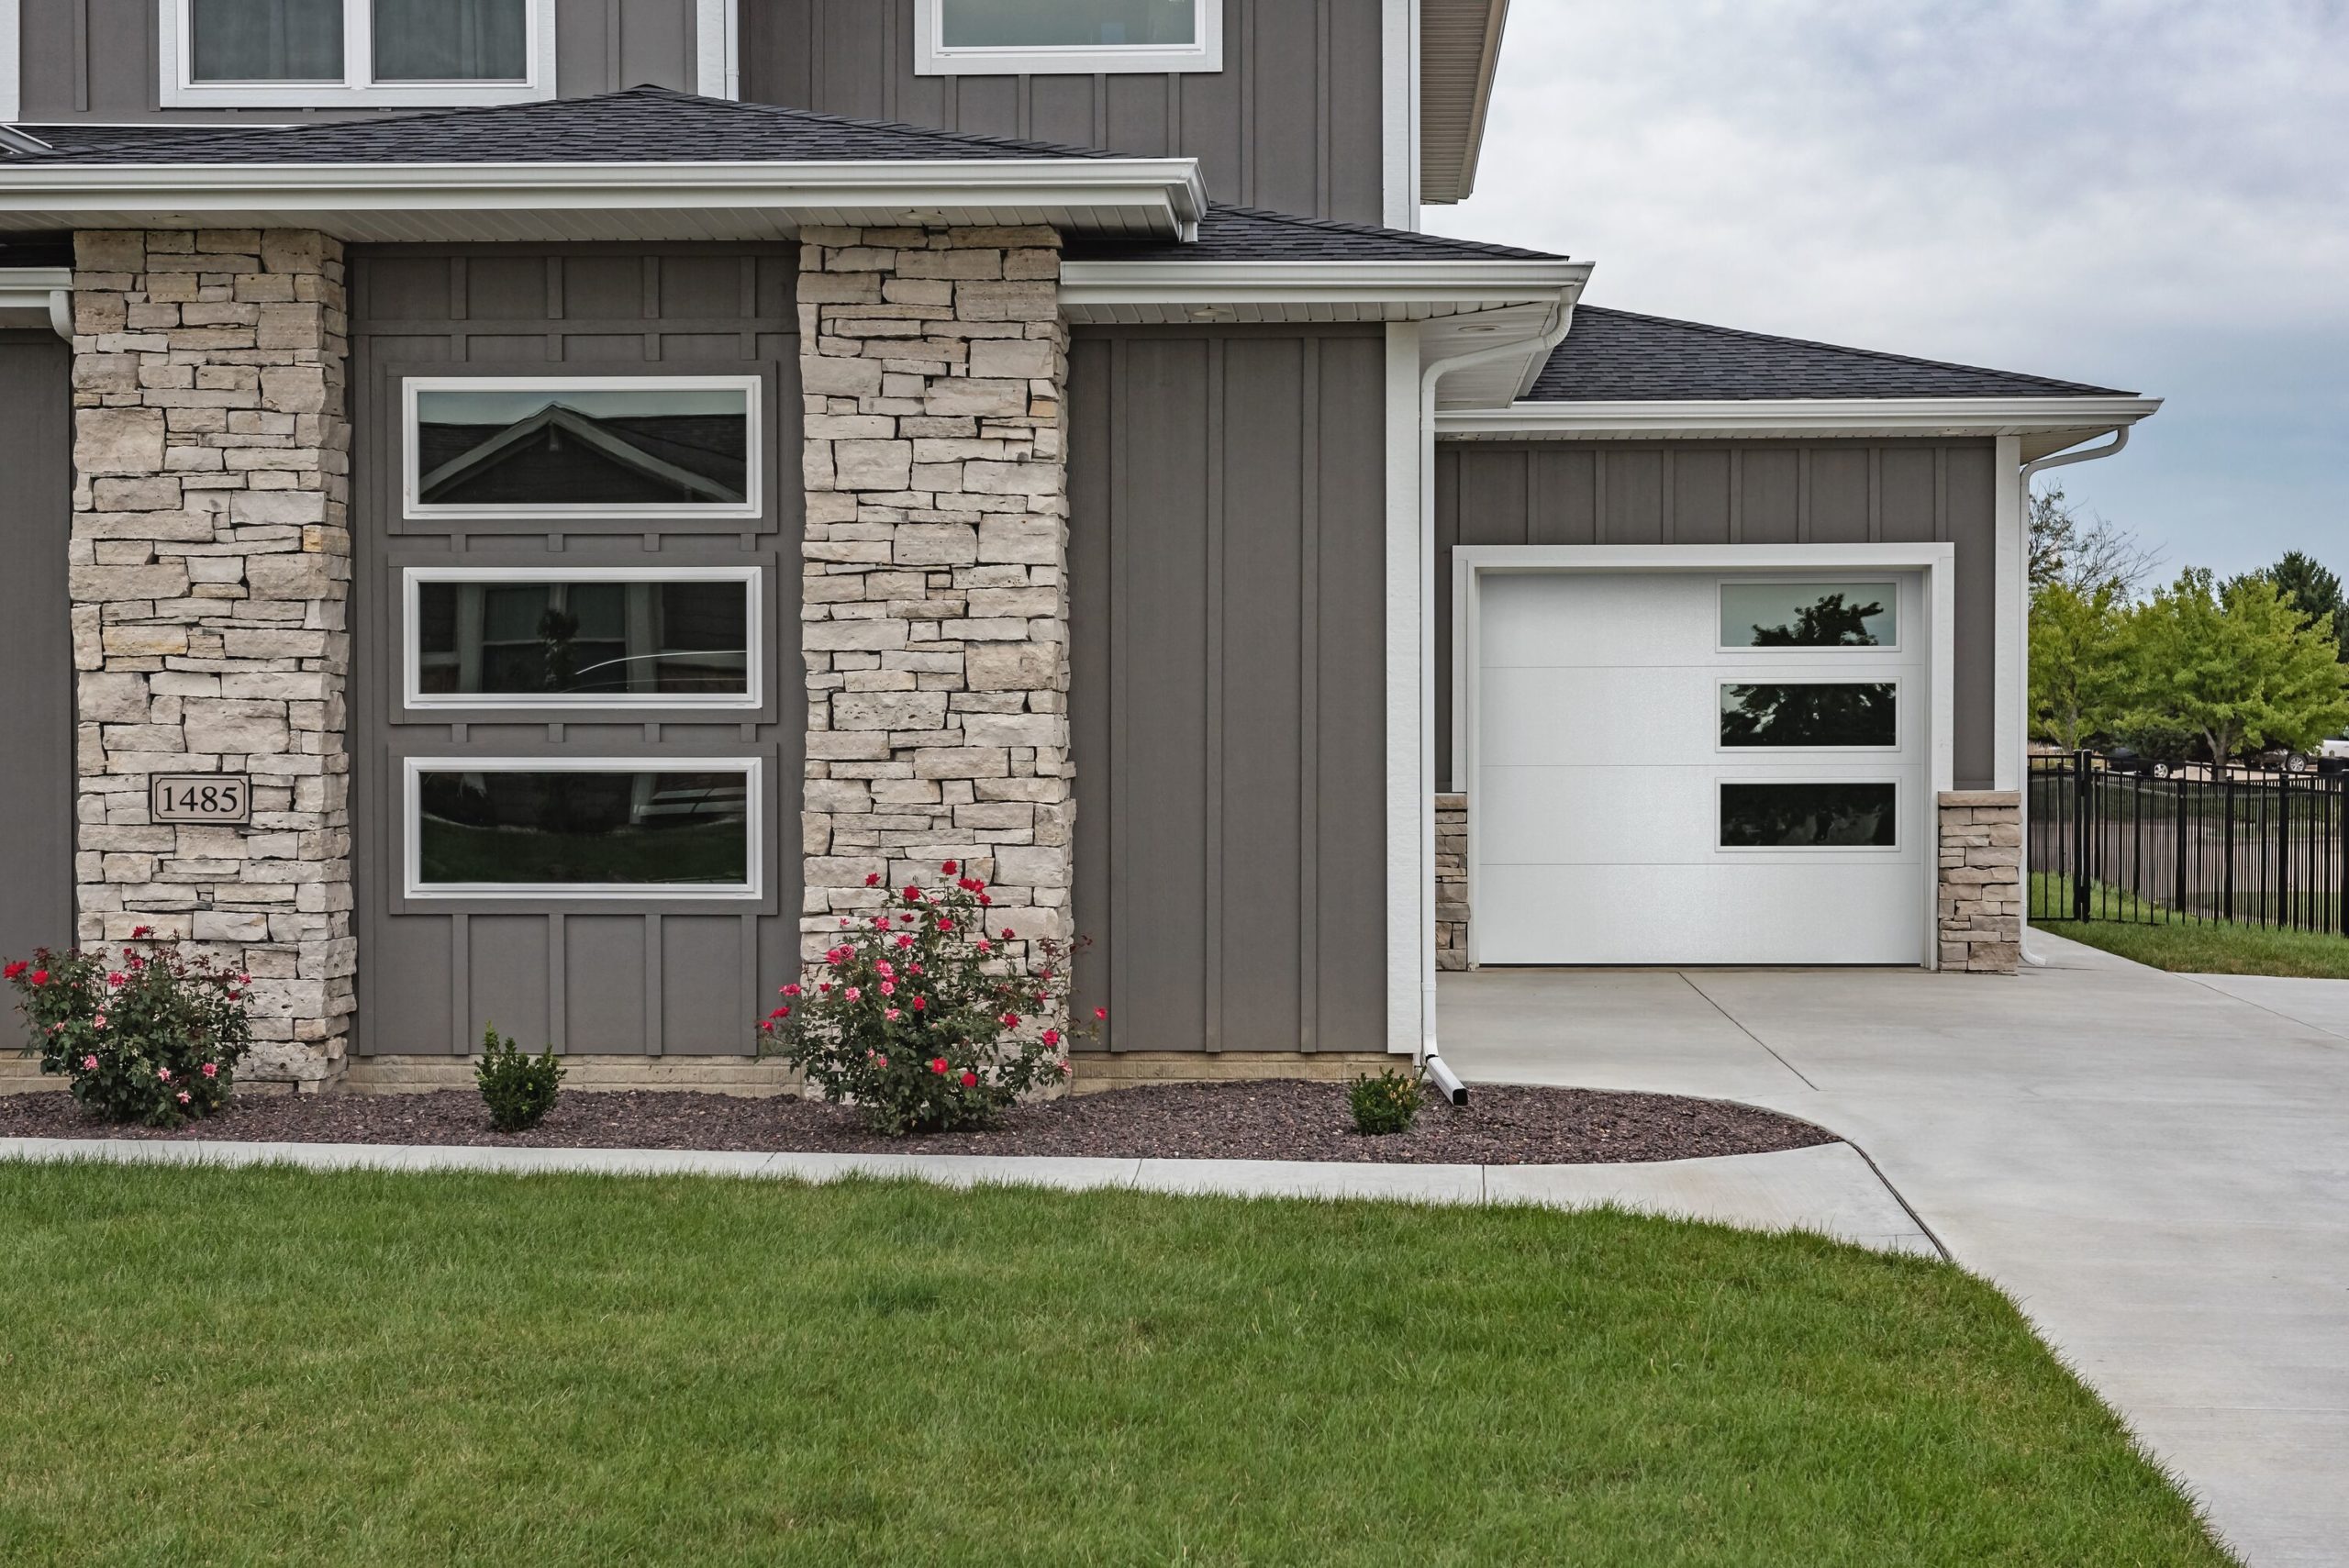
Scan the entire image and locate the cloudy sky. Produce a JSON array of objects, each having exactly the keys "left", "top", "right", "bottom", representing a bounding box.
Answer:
[{"left": 1424, "top": 0, "right": 2349, "bottom": 583}]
